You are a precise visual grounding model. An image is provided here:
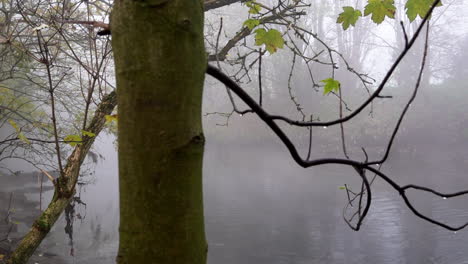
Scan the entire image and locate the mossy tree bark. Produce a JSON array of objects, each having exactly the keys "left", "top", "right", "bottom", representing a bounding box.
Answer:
[{"left": 111, "top": 0, "right": 207, "bottom": 263}]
